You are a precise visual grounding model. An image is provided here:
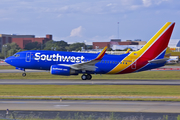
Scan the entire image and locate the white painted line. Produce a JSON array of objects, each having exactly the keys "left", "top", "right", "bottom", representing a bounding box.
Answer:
[{"left": 54, "top": 105, "right": 70, "bottom": 107}]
